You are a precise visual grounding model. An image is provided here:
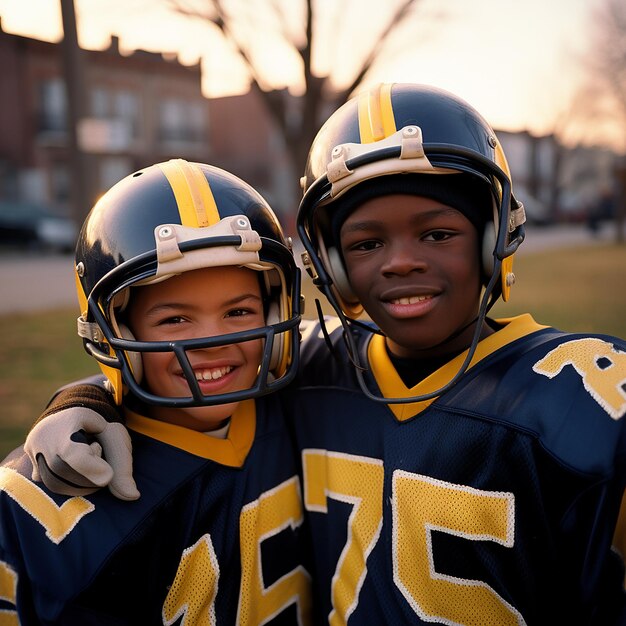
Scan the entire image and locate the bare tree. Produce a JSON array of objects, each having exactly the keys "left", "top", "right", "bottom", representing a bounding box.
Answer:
[
  {"left": 60, "top": 0, "right": 90, "bottom": 225},
  {"left": 586, "top": 0, "right": 626, "bottom": 241},
  {"left": 589, "top": 0, "right": 626, "bottom": 136},
  {"left": 169, "top": 0, "right": 428, "bottom": 209}
]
